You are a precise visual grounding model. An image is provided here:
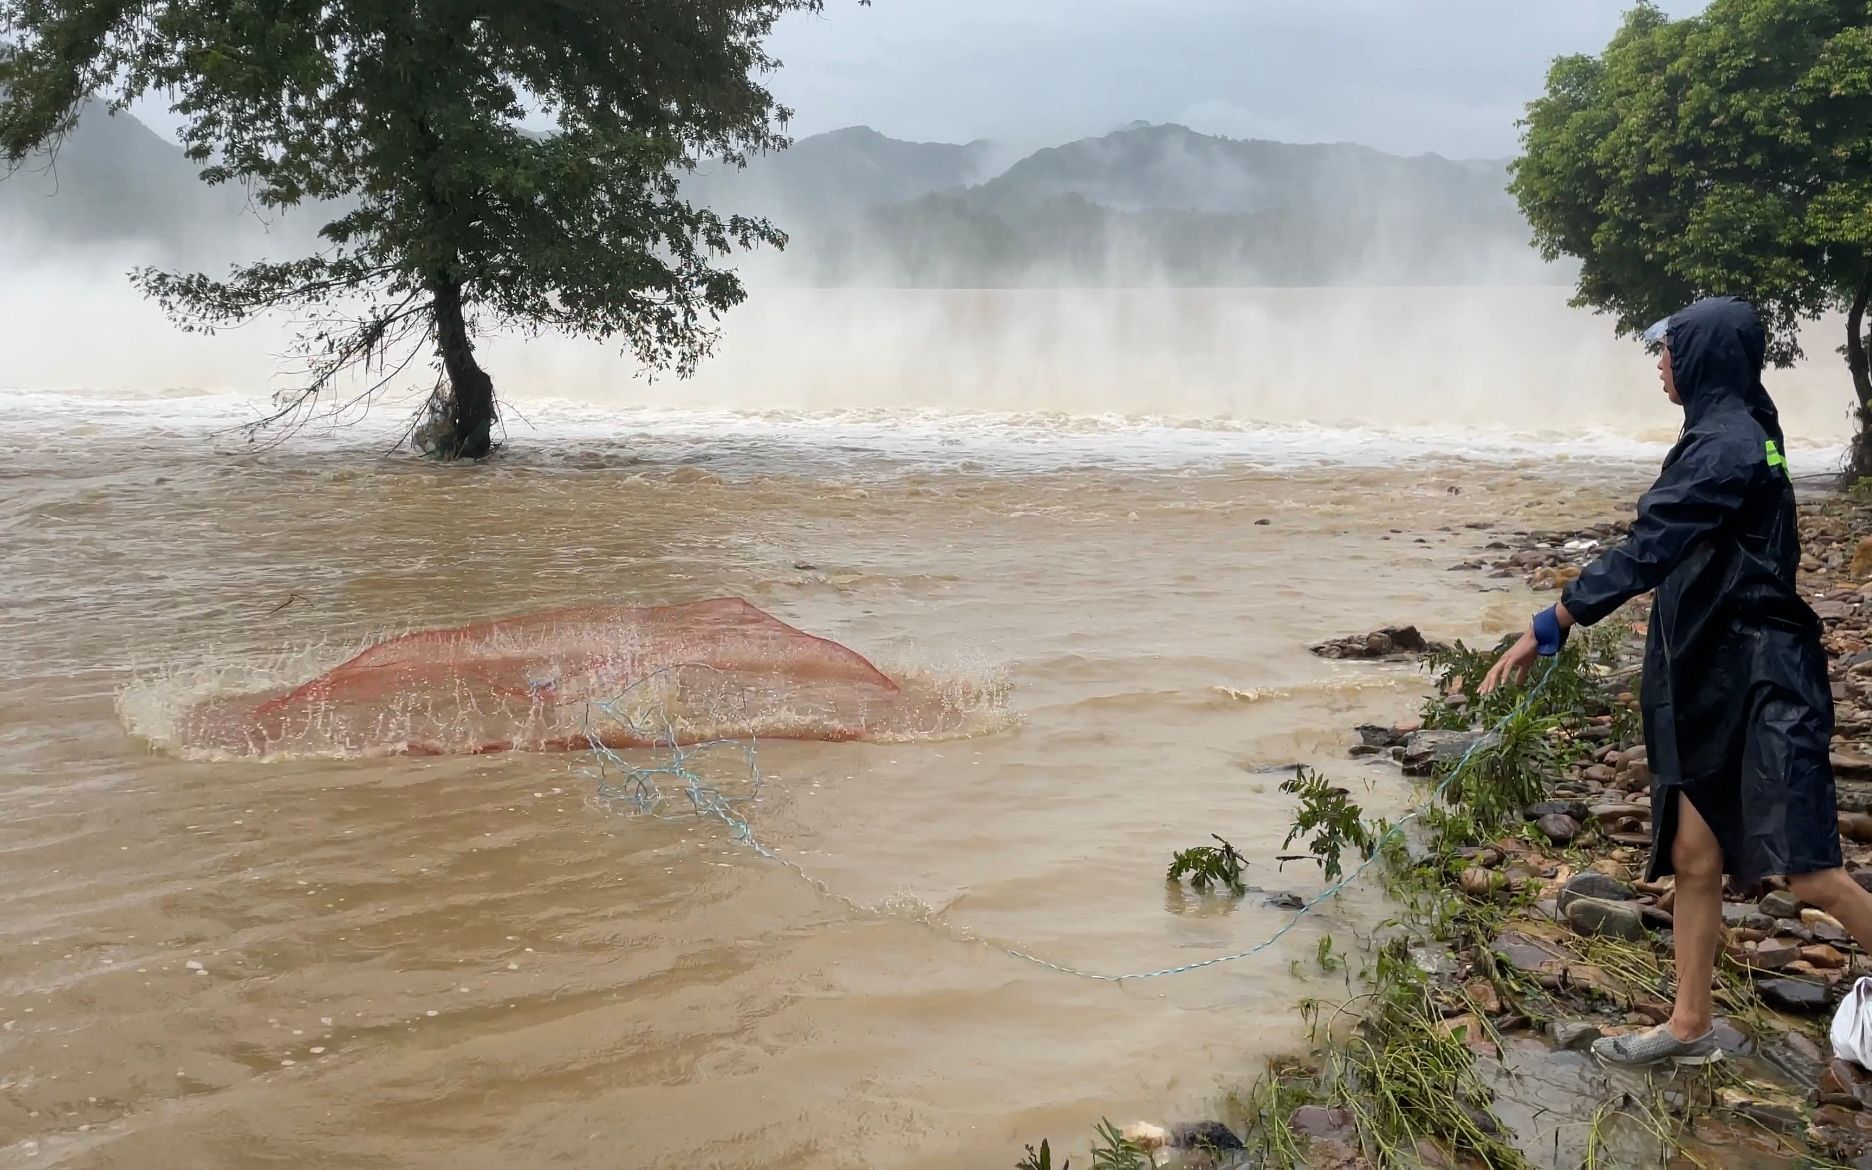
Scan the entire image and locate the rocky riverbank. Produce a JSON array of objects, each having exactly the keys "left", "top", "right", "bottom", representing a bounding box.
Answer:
[
  {"left": 1014, "top": 490, "right": 1872, "bottom": 1169},
  {"left": 1260, "top": 490, "right": 1872, "bottom": 1170}
]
